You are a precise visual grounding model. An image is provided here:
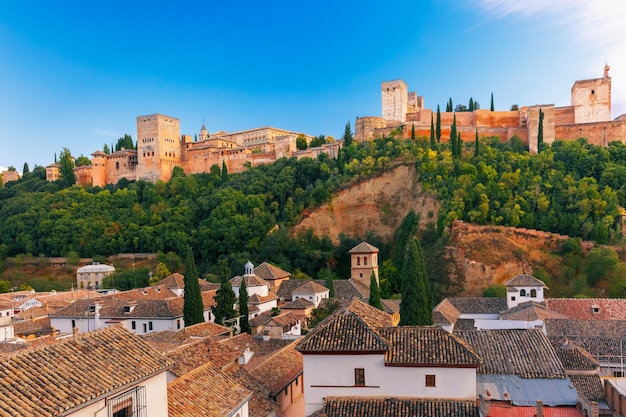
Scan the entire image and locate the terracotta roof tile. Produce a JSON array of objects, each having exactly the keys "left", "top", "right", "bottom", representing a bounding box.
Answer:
[
  {"left": 445, "top": 297, "right": 507, "bottom": 315},
  {"left": 550, "top": 338, "right": 599, "bottom": 371},
  {"left": 505, "top": 274, "right": 547, "bottom": 288},
  {"left": 456, "top": 329, "right": 566, "bottom": 378},
  {"left": 545, "top": 298, "right": 626, "bottom": 320},
  {"left": 569, "top": 375, "right": 605, "bottom": 402},
  {"left": 545, "top": 319, "right": 626, "bottom": 362},
  {"left": 281, "top": 298, "right": 315, "bottom": 310},
  {"left": 432, "top": 299, "right": 461, "bottom": 325},
  {"left": 230, "top": 368, "right": 279, "bottom": 417},
  {"left": 249, "top": 342, "right": 303, "bottom": 396},
  {"left": 254, "top": 262, "right": 291, "bottom": 281},
  {"left": 168, "top": 362, "right": 251, "bottom": 417},
  {"left": 230, "top": 274, "right": 270, "bottom": 288},
  {"left": 378, "top": 326, "right": 480, "bottom": 367},
  {"left": 0, "top": 325, "right": 172, "bottom": 416},
  {"left": 250, "top": 311, "right": 274, "bottom": 327},
  {"left": 155, "top": 273, "right": 185, "bottom": 288},
  {"left": 498, "top": 301, "right": 567, "bottom": 321},
  {"left": 348, "top": 241, "right": 379, "bottom": 253},
  {"left": 292, "top": 281, "right": 329, "bottom": 295},
  {"left": 166, "top": 337, "right": 242, "bottom": 376},
  {"left": 322, "top": 397, "right": 479, "bottom": 417},
  {"left": 248, "top": 292, "right": 277, "bottom": 304}
]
